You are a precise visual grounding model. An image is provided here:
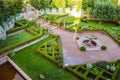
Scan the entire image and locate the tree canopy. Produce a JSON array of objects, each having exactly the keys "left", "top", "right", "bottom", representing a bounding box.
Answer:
[
  {"left": 29, "top": 0, "right": 52, "bottom": 9},
  {"left": 92, "top": 0, "right": 116, "bottom": 21},
  {"left": 0, "top": 0, "right": 24, "bottom": 22}
]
